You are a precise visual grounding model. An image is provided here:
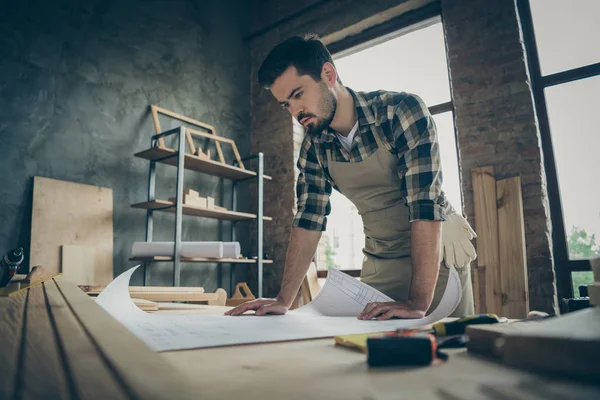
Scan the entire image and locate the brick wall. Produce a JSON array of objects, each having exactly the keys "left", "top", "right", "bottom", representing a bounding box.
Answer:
[
  {"left": 442, "top": 0, "right": 556, "bottom": 313},
  {"left": 250, "top": 0, "right": 557, "bottom": 312}
]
